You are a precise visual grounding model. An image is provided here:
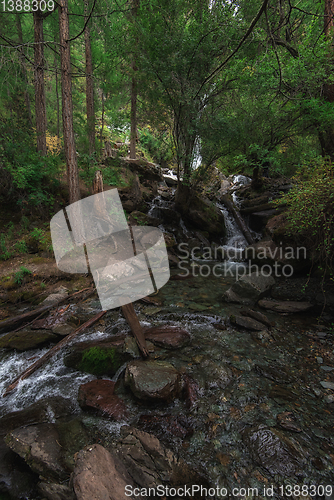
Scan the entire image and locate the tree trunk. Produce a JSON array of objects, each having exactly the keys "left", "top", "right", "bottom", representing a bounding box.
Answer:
[
  {"left": 54, "top": 35, "right": 60, "bottom": 138},
  {"left": 321, "top": 0, "right": 334, "bottom": 159},
  {"left": 100, "top": 90, "right": 105, "bottom": 155},
  {"left": 16, "top": 14, "right": 33, "bottom": 127},
  {"left": 129, "top": 0, "right": 139, "bottom": 159},
  {"left": 129, "top": 67, "right": 137, "bottom": 159},
  {"left": 33, "top": 10, "right": 47, "bottom": 155},
  {"left": 84, "top": 0, "right": 95, "bottom": 156},
  {"left": 59, "top": 0, "right": 80, "bottom": 205}
]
